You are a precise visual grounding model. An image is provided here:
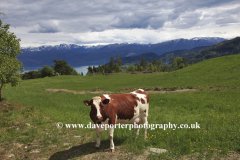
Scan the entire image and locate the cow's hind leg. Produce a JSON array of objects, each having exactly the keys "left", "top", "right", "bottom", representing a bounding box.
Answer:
[
  {"left": 136, "top": 127, "right": 140, "bottom": 138},
  {"left": 134, "top": 117, "right": 142, "bottom": 138},
  {"left": 143, "top": 117, "right": 148, "bottom": 140},
  {"left": 142, "top": 105, "right": 149, "bottom": 140}
]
